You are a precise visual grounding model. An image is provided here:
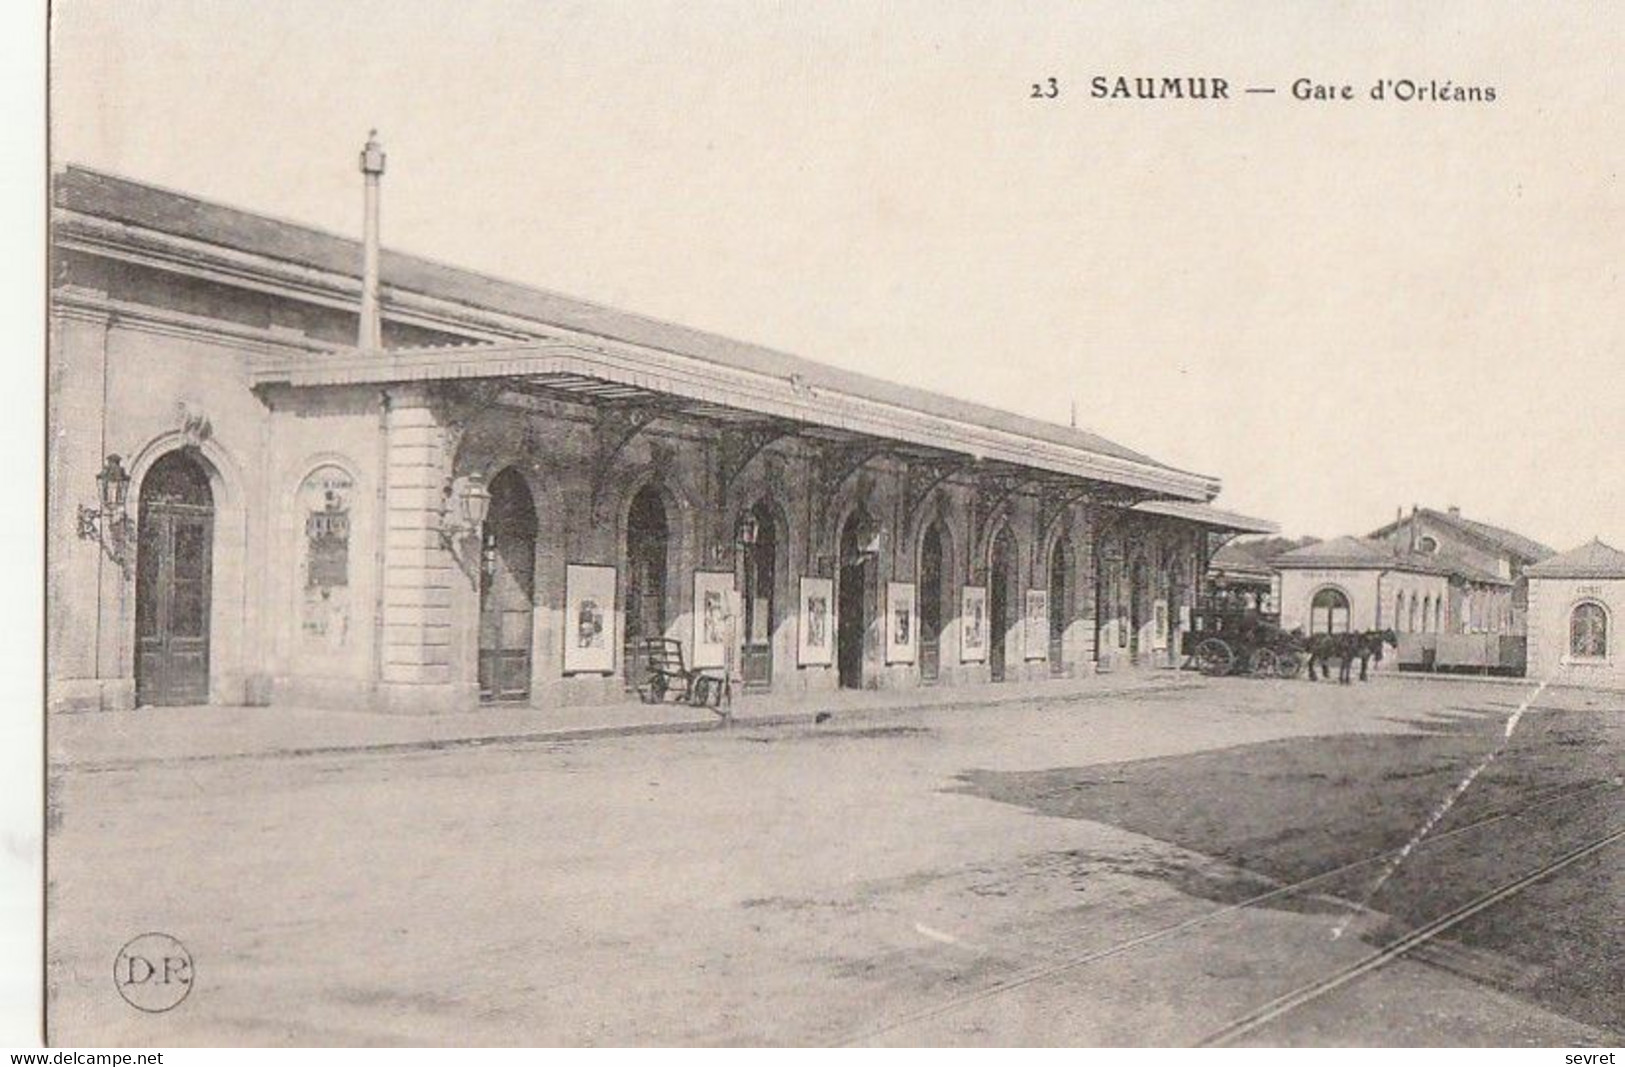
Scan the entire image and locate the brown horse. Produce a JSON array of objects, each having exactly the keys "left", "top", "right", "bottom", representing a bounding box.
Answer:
[{"left": 1305, "top": 629, "right": 1397, "bottom": 683}]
